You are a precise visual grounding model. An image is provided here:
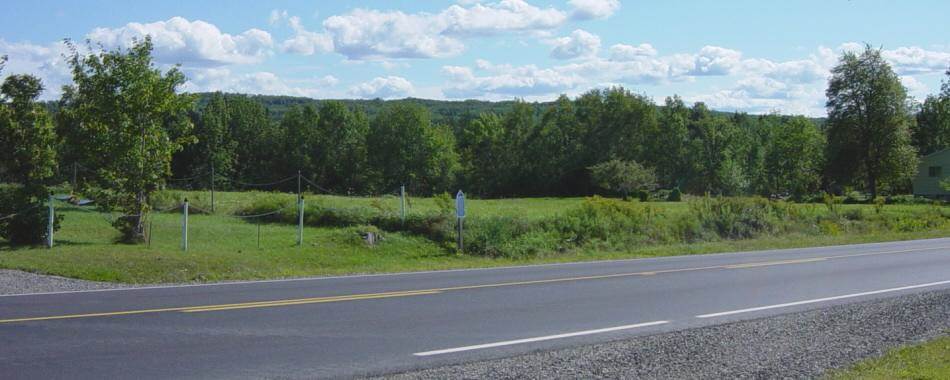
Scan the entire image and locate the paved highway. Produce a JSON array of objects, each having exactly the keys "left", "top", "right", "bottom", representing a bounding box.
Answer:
[{"left": 2, "top": 238, "right": 949, "bottom": 379}]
